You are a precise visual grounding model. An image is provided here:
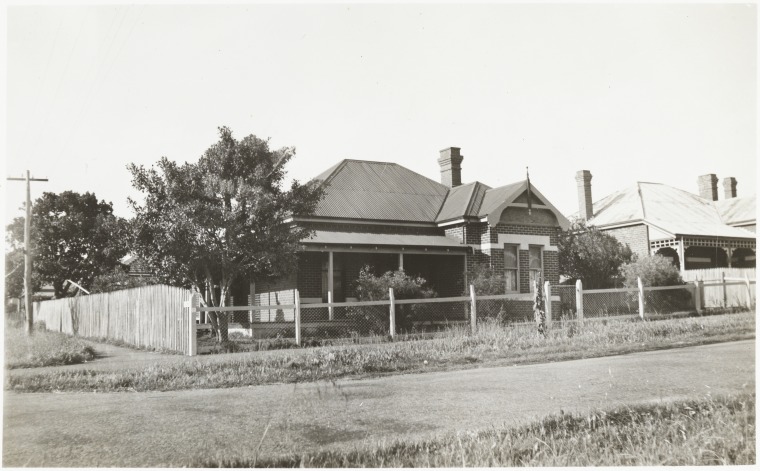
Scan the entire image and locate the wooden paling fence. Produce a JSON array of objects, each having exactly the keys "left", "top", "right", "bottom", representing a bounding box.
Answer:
[
  {"left": 35, "top": 284, "right": 194, "bottom": 354},
  {"left": 682, "top": 268, "right": 756, "bottom": 308}
]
